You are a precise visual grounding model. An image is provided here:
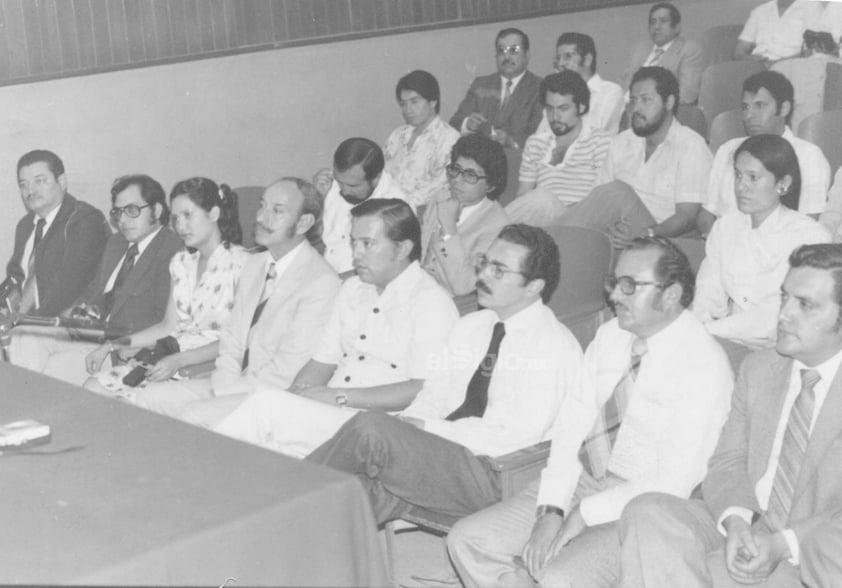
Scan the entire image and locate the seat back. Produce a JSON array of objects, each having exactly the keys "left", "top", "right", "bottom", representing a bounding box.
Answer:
[
  {"left": 233, "top": 186, "right": 264, "bottom": 249},
  {"left": 544, "top": 225, "right": 613, "bottom": 349},
  {"left": 671, "top": 237, "right": 707, "bottom": 275},
  {"left": 708, "top": 109, "right": 745, "bottom": 153},
  {"left": 798, "top": 109, "right": 842, "bottom": 177},
  {"left": 826, "top": 62, "right": 842, "bottom": 111},
  {"left": 701, "top": 24, "right": 743, "bottom": 66},
  {"left": 698, "top": 61, "right": 764, "bottom": 128},
  {"left": 676, "top": 104, "right": 707, "bottom": 139}
]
